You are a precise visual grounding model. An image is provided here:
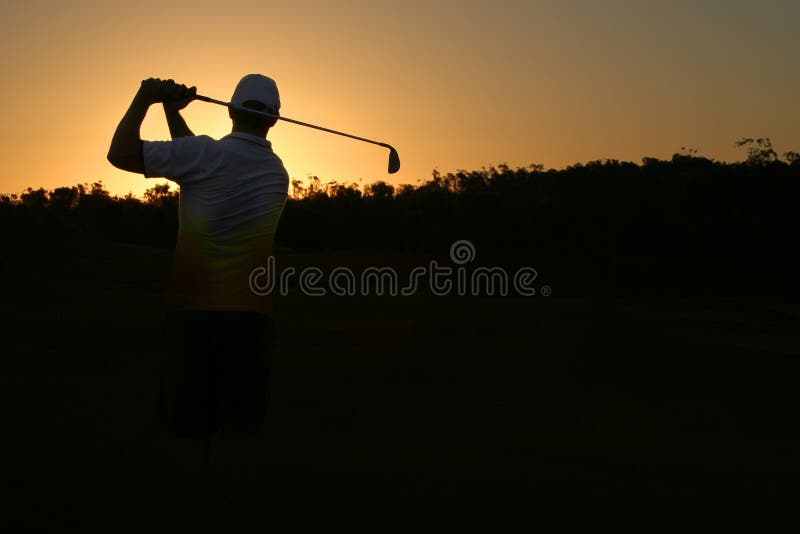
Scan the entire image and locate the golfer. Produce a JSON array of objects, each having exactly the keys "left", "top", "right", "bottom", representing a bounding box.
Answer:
[{"left": 108, "top": 74, "right": 287, "bottom": 527}]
